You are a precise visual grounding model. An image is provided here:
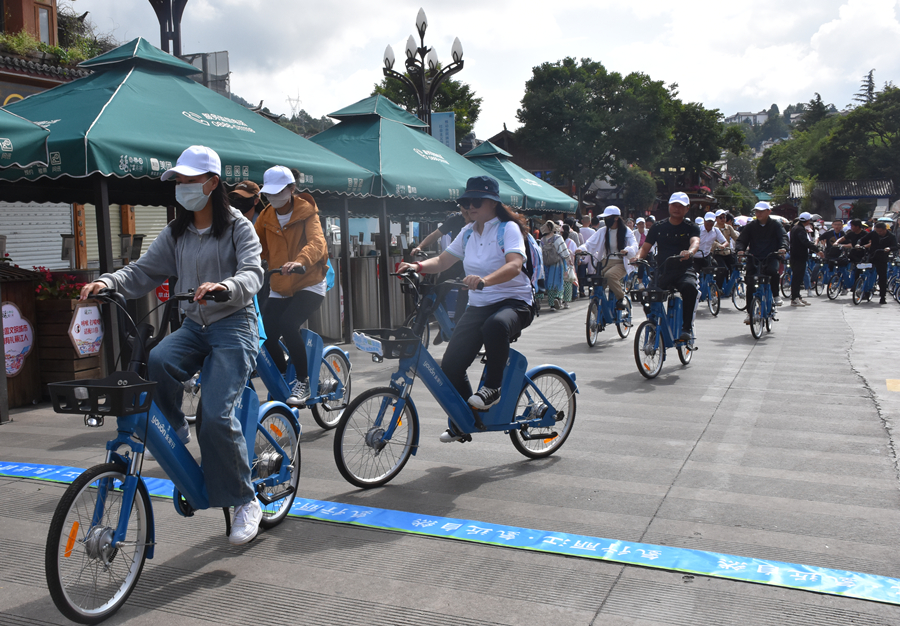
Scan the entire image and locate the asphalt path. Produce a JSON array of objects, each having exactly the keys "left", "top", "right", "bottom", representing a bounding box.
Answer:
[{"left": 2, "top": 289, "right": 900, "bottom": 625}]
